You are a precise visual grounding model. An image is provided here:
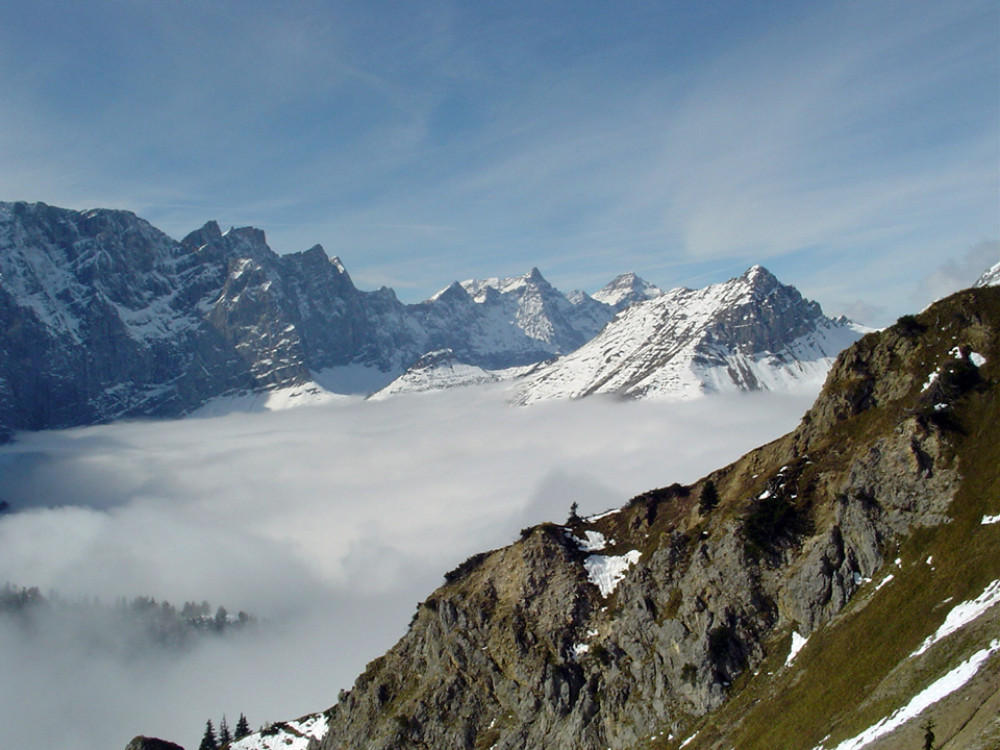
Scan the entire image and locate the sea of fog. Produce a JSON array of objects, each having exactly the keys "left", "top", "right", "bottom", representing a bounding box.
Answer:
[{"left": 0, "top": 385, "right": 814, "bottom": 750}]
